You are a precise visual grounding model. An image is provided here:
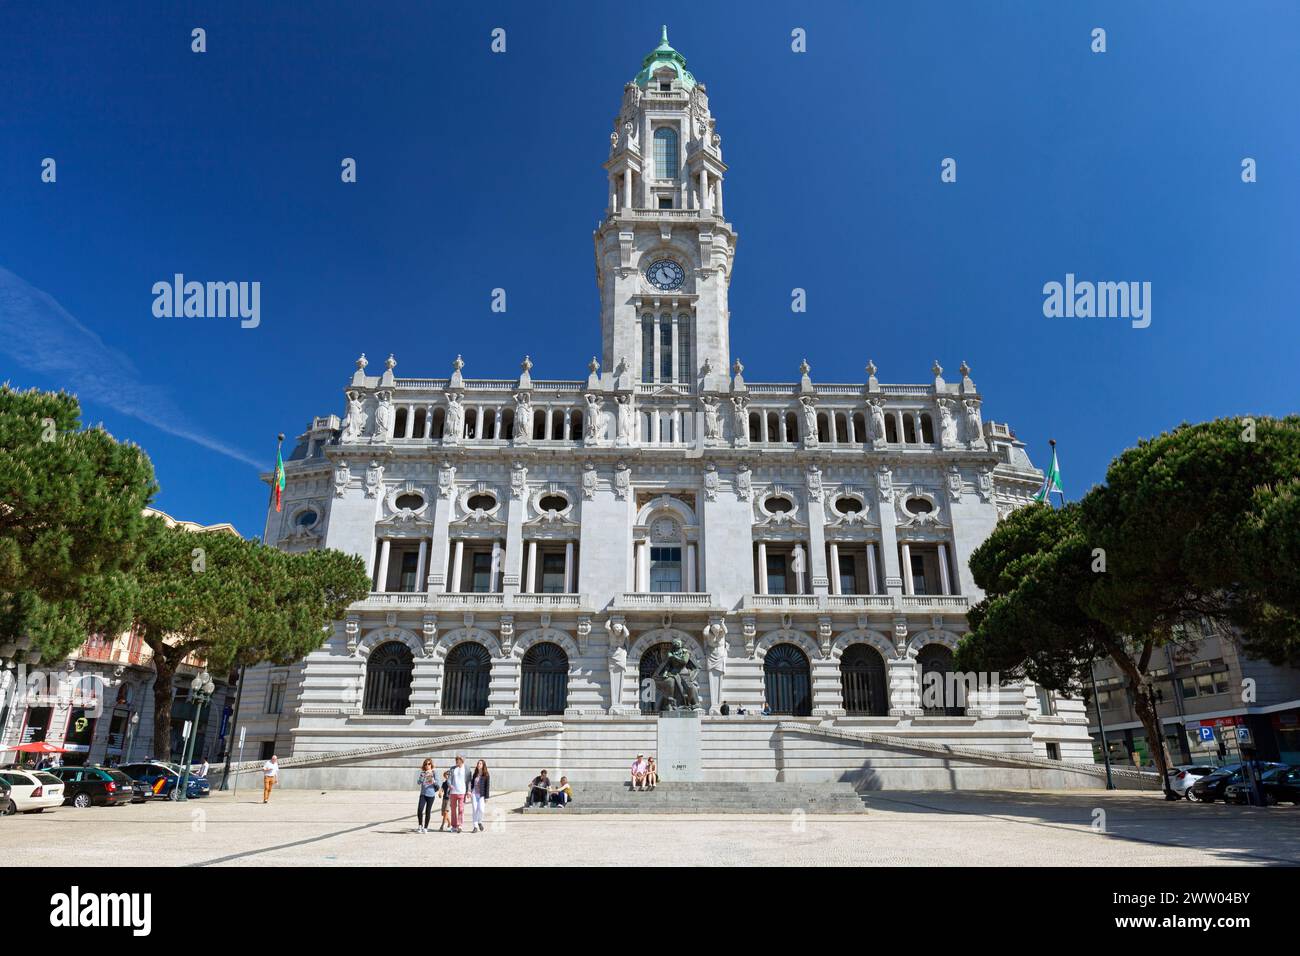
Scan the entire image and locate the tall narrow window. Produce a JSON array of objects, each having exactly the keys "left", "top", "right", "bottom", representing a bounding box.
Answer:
[
  {"left": 677, "top": 318, "right": 691, "bottom": 383},
  {"left": 660, "top": 319, "right": 673, "bottom": 381},
  {"left": 470, "top": 552, "right": 494, "bottom": 593},
  {"left": 541, "top": 552, "right": 566, "bottom": 593},
  {"left": 653, "top": 126, "right": 679, "bottom": 179},
  {"left": 641, "top": 315, "right": 654, "bottom": 381},
  {"left": 649, "top": 546, "right": 682, "bottom": 592}
]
